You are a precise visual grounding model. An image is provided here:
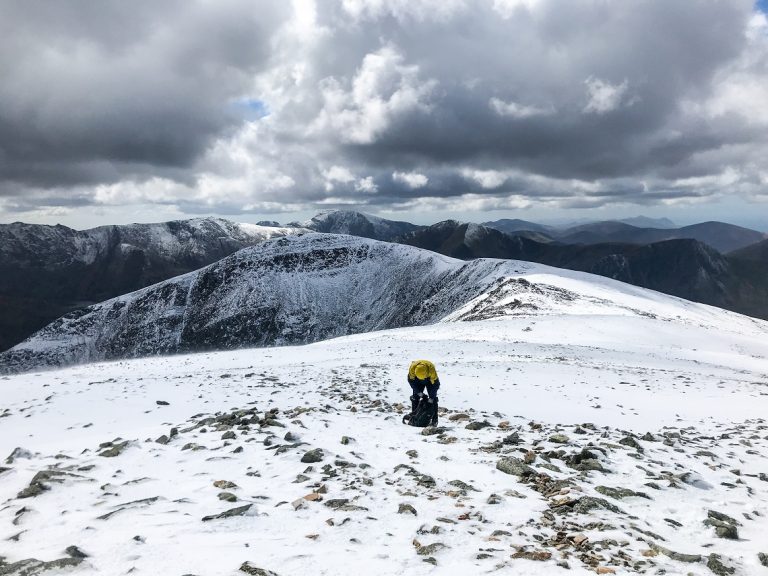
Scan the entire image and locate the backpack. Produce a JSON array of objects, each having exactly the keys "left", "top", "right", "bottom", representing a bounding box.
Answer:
[{"left": 403, "top": 395, "right": 433, "bottom": 427}]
